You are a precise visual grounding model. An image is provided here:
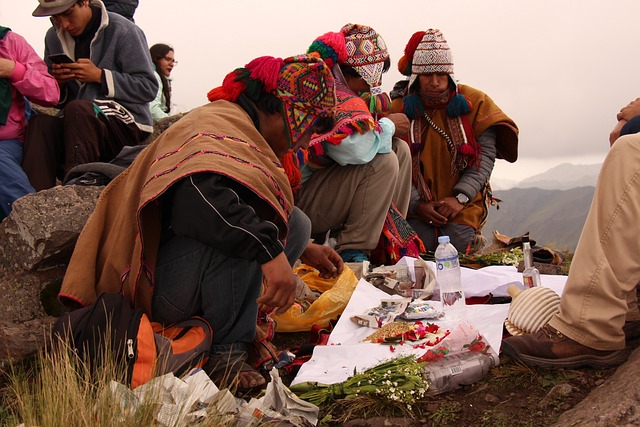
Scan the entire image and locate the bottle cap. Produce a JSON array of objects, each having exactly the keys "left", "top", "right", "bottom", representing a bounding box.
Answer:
[{"left": 437, "top": 235, "right": 450, "bottom": 244}]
